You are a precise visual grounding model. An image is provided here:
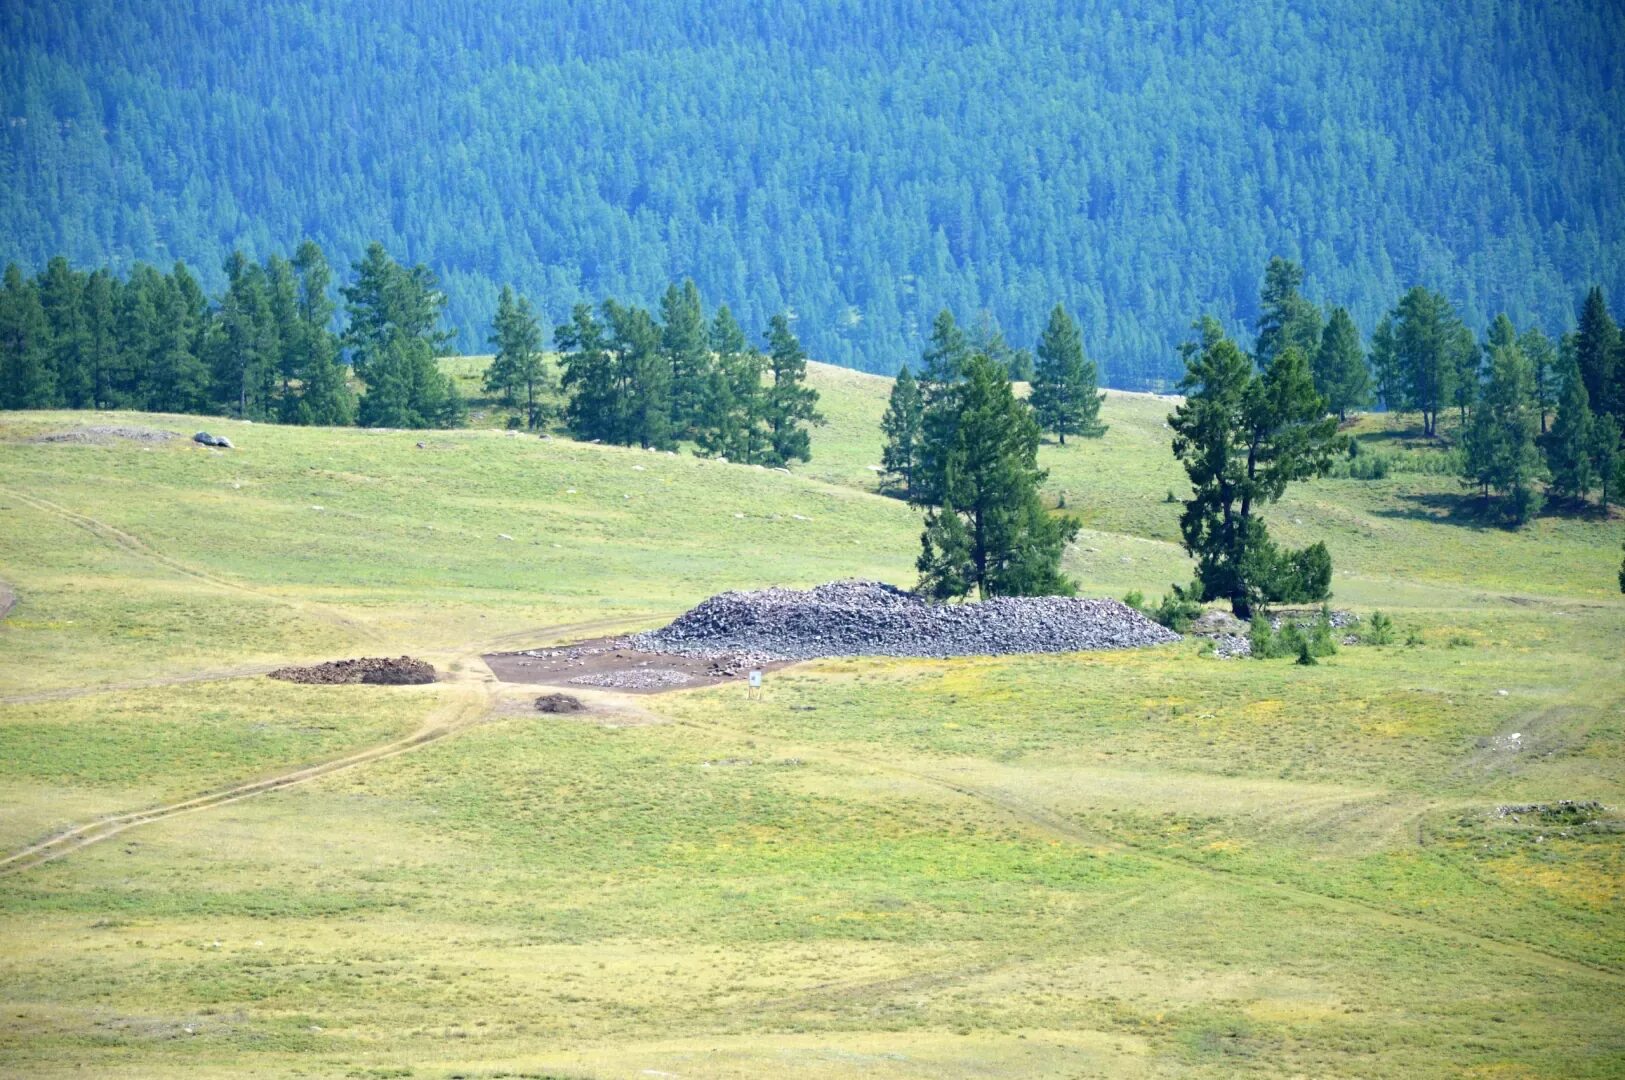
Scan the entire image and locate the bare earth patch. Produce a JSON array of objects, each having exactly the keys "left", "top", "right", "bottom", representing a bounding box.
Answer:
[{"left": 267, "top": 656, "right": 437, "bottom": 685}]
